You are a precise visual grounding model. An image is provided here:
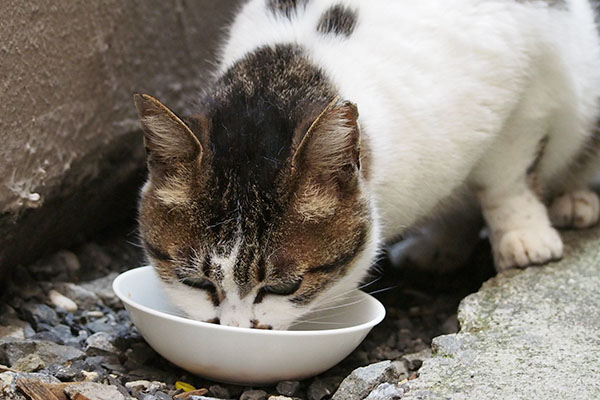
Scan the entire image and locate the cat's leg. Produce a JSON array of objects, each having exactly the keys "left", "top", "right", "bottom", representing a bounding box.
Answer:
[
  {"left": 388, "top": 197, "right": 483, "bottom": 272},
  {"left": 470, "top": 133, "right": 563, "bottom": 272}
]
